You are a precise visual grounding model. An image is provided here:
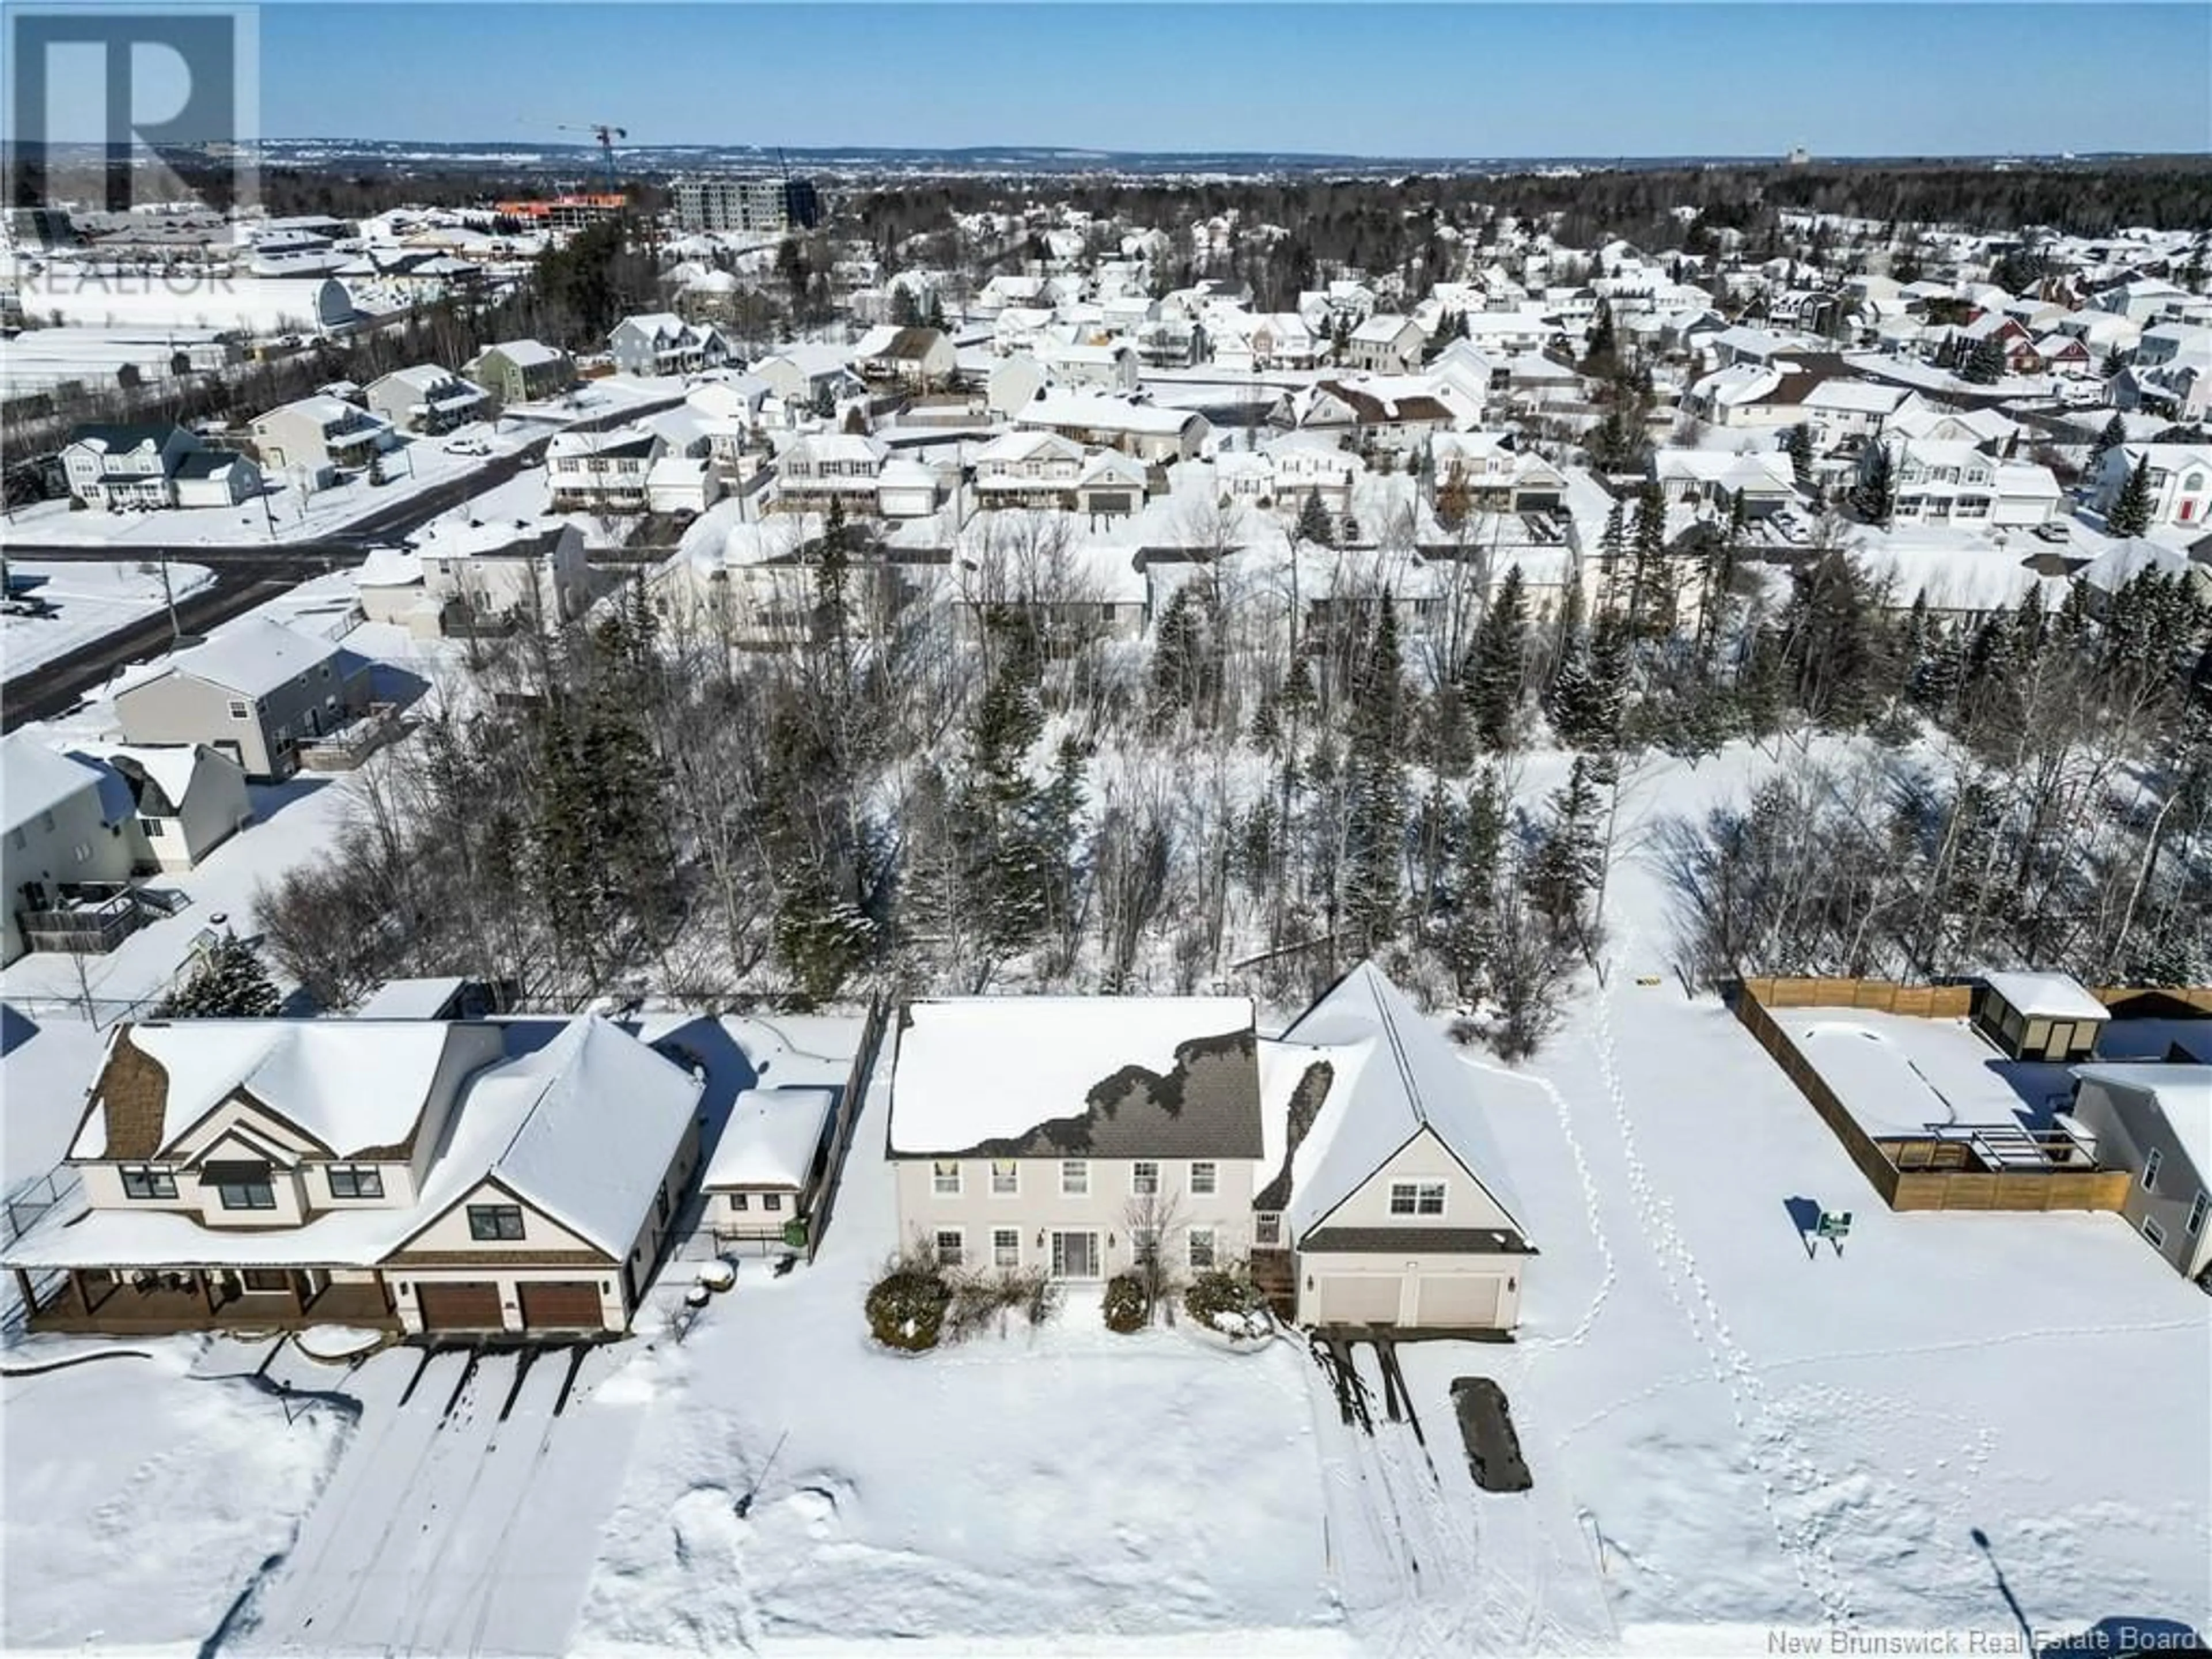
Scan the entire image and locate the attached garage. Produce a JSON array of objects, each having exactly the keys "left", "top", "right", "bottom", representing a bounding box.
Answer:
[
  {"left": 517, "top": 1280, "right": 606, "bottom": 1331},
  {"left": 1314, "top": 1274, "right": 1402, "bottom": 1326},
  {"left": 1414, "top": 1272, "right": 1502, "bottom": 1329},
  {"left": 415, "top": 1281, "right": 503, "bottom": 1332}
]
